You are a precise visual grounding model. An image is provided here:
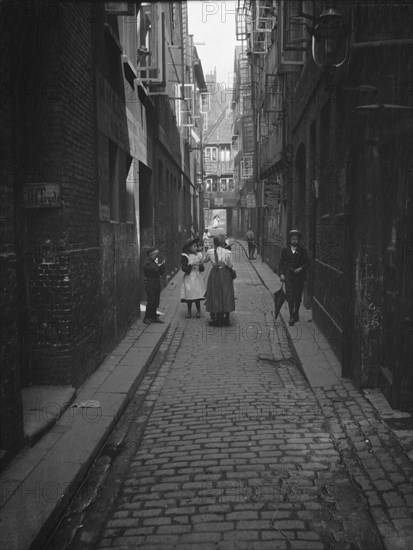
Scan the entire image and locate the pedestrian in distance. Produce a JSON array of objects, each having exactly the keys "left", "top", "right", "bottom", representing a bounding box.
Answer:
[
  {"left": 143, "top": 246, "right": 165, "bottom": 325},
  {"left": 279, "top": 229, "right": 310, "bottom": 326},
  {"left": 180, "top": 237, "right": 206, "bottom": 319},
  {"left": 202, "top": 229, "right": 211, "bottom": 251},
  {"left": 246, "top": 227, "right": 256, "bottom": 260},
  {"left": 204, "top": 234, "right": 235, "bottom": 327}
]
